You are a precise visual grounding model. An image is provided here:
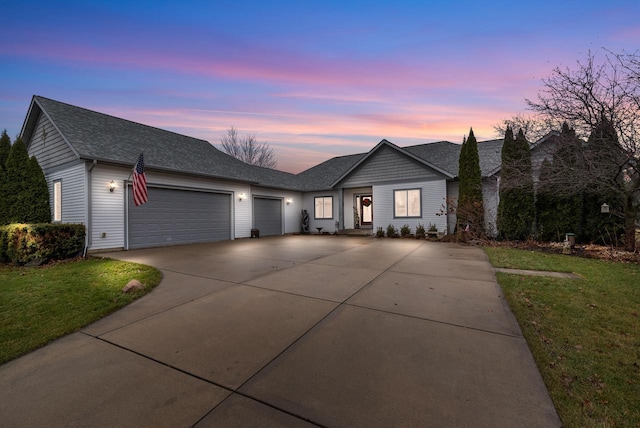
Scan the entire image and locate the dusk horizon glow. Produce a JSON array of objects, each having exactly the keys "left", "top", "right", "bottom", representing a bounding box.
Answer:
[{"left": 2, "top": 1, "right": 638, "bottom": 173}]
